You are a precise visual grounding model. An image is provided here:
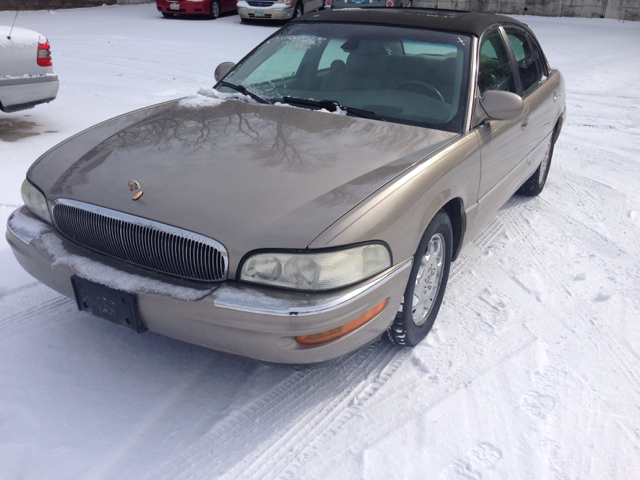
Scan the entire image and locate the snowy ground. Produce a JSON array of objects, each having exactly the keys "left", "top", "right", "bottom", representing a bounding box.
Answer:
[{"left": 1, "top": 4, "right": 640, "bottom": 480}]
